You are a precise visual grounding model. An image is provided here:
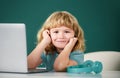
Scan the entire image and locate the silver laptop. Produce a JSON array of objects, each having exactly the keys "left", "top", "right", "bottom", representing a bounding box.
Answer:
[{"left": 0, "top": 23, "right": 48, "bottom": 73}]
